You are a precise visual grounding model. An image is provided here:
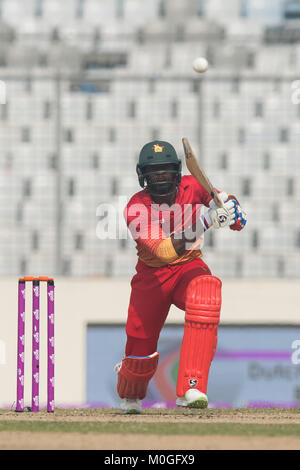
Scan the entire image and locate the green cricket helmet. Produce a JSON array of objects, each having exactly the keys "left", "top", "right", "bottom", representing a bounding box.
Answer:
[{"left": 136, "top": 141, "right": 182, "bottom": 196}]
